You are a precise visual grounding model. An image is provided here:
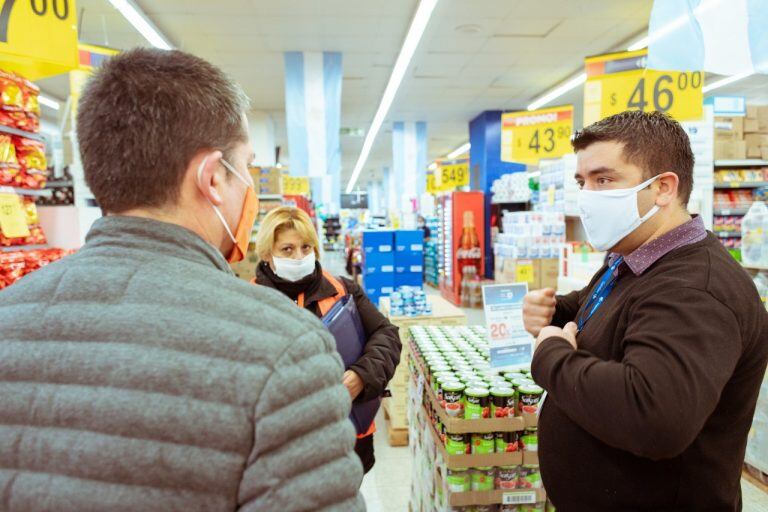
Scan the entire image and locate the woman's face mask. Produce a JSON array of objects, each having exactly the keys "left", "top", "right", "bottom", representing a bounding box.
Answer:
[{"left": 272, "top": 252, "right": 316, "bottom": 282}]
